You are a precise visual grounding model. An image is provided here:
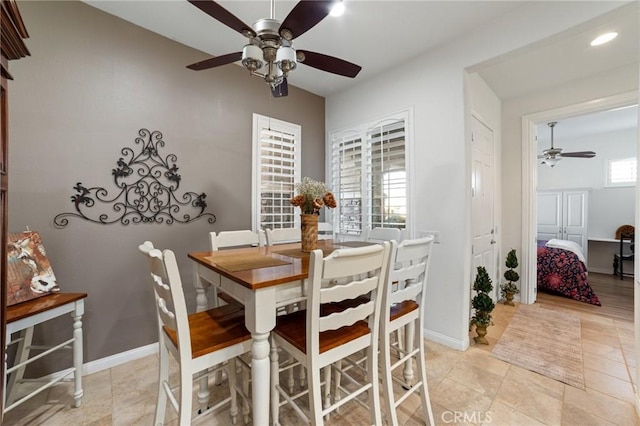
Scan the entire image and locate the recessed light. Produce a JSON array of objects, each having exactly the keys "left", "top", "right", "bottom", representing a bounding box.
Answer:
[
  {"left": 330, "top": 2, "right": 345, "bottom": 17},
  {"left": 590, "top": 32, "right": 618, "bottom": 46}
]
